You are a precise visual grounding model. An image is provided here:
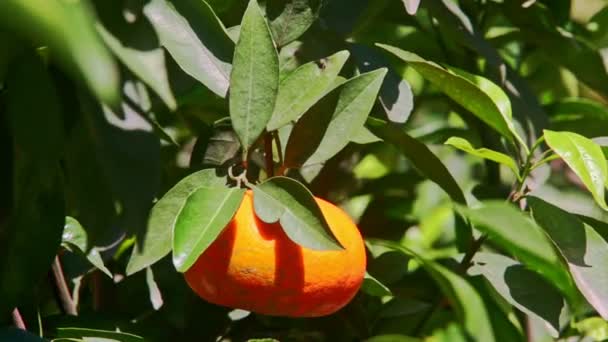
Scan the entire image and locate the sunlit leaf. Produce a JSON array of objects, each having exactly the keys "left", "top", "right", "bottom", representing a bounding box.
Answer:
[
  {"left": 444, "top": 137, "right": 519, "bottom": 178},
  {"left": 127, "top": 169, "right": 228, "bottom": 275},
  {"left": 144, "top": 0, "right": 233, "bottom": 97},
  {"left": 253, "top": 177, "right": 343, "bottom": 250},
  {"left": 230, "top": 0, "right": 279, "bottom": 155},
  {"left": 284, "top": 68, "right": 387, "bottom": 167},
  {"left": 377, "top": 44, "right": 526, "bottom": 151},
  {"left": 173, "top": 186, "right": 244, "bottom": 272},
  {"left": 267, "top": 50, "right": 349, "bottom": 131},
  {"left": 544, "top": 130, "right": 608, "bottom": 210}
]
